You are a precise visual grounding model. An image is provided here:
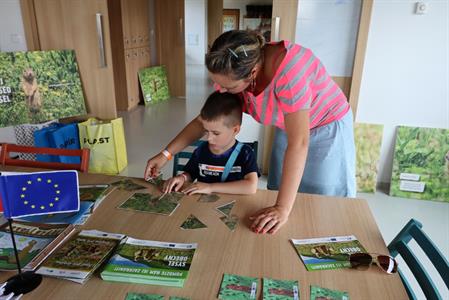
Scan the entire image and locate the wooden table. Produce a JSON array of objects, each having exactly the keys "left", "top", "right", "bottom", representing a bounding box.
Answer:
[{"left": 0, "top": 168, "right": 407, "bottom": 299}]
